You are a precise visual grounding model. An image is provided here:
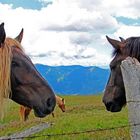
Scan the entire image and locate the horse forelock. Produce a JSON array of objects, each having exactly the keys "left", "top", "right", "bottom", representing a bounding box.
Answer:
[{"left": 0, "top": 37, "right": 23, "bottom": 118}]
